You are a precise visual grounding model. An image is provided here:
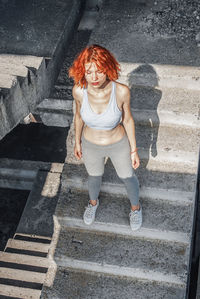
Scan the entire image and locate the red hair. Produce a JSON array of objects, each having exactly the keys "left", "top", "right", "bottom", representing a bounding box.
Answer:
[{"left": 69, "top": 44, "right": 120, "bottom": 88}]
